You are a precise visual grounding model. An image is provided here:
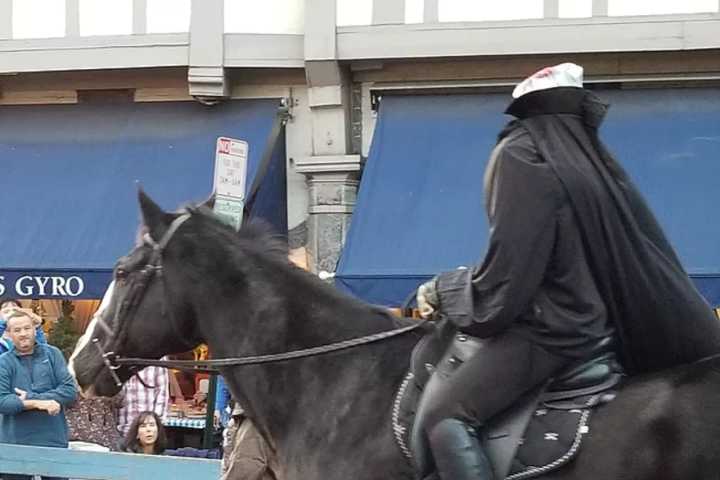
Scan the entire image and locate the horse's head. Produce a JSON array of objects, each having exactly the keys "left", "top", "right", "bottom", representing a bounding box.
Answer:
[{"left": 70, "top": 190, "right": 211, "bottom": 396}]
